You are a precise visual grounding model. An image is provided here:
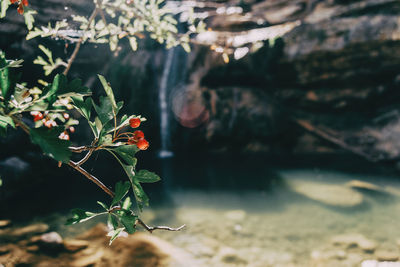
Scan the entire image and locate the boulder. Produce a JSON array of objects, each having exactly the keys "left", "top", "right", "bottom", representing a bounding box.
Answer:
[
  {"left": 289, "top": 180, "right": 364, "bottom": 207},
  {"left": 376, "top": 250, "right": 399, "bottom": 261}
]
